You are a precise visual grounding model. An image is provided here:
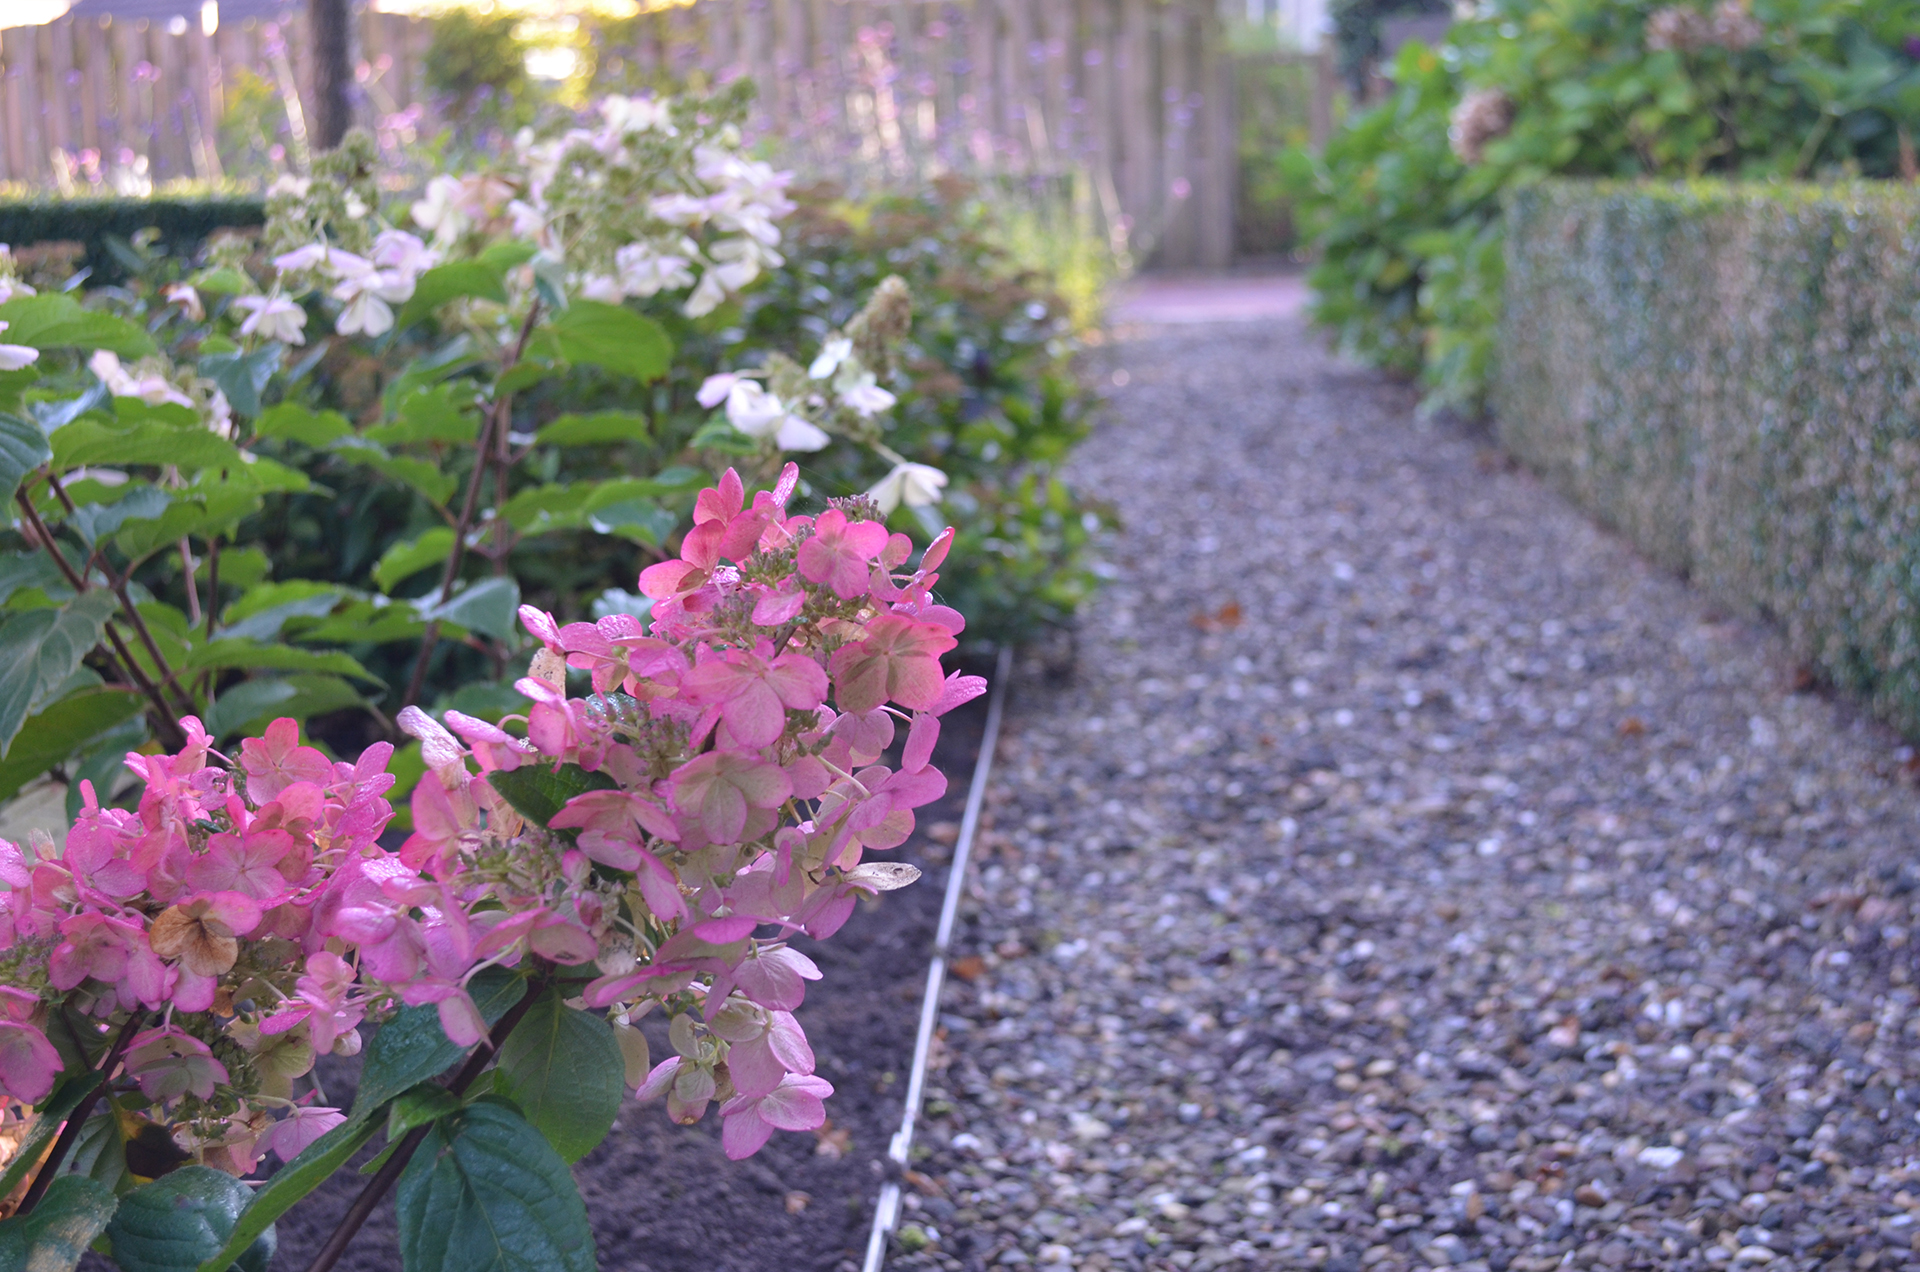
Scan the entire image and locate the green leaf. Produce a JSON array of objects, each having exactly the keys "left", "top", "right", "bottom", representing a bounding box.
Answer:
[
  {"left": 492, "top": 359, "right": 552, "bottom": 397},
  {"left": 383, "top": 336, "right": 478, "bottom": 409},
  {"left": 387, "top": 1084, "right": 462, "bottom": 1140},
  {"left": 487, "top": 762, "right": 616, "bottom": 828},
  {"left": 205, "top": 673, "right": 368, "bottom": 738},
  {"left": 350, "top": 968, "right": 526, "bottom": 1120},
  {"left": 189, "top": 266, "right": 253, "bottom": 296},
  {"left": 203, "top": 679, "right": 298, "bottom": 739},
  {"left": 494, "top": 989, "right": 624, "bottom": 1163},
  {"left": 544, "top": 301, "right": 671, "bottom": 382},
  {"left": 0, "top": 412, "right": 52, "bottom": 509},
  {"left": 0, "top": 591, "right": 119, "bottom": 759},
  {"left": 477, "top": 241, "right": 539, "bottom": 274},
  {"left": 424, "top": 577, "right": 519, "bottom": 642},
  {"left": 0, "top": 1069, "right": 106, "bottom": 1204},
  {"left": 397, "top": 260, "right": 509, "bottom": 330},
  {"left": 67, "top": 486, "right": 172, "bottom": 547},
  {"left": 373, "top": 528, "right": 456, "bottom": 593},
  {"left": 364, "top": 384, "right": 479, "bottom": 447},
  {"left": 0, "top": 1173, "right": 119, "bottom": 1272},
  {"left": 217, "top": 455, "right": 311, "bottom": 494},
  {"left": 104, "top": 1167, "right": 274, "bottom": 1272},
  {"left": 217, "top": 583, "right": 344, "bottom": 643},
  {"left": 27, "top": 383, "right": 109, "bottom": 434},
  {"left": 196, "top": 345, "right": 283, "bottom": 420},
  {"left": 0, "top": 686, "right": 144, "bottom": 803},
  {"left": 0, "top": 294, "right": 153, "bottom": 357},
  {"left": 50, "top": 419, "right": 246, "bottom": 473},
  {"left": 688, "top": 417, "right": 757, "bottom": 455},
  {"left": 181, "top": 640, "right": 382, "bottom": 684},
  {"left": 532, "top": 411, "right": 650, "bottom": 447},
  {"left": 66, "top": 714, "right": 146, "bottom": 820},
  {"left": 253, "top": 402, "right": 352, "bottom": 448},
  {"left": 192, "top": 1118, "right": 379, "bottom": 1272},
  {"left": 586, "top": 498, "right": 675, "bottom": 548},
  {"left": 340, "top": 445, "right": 460, "bottom": 506},
  {"left": 111, "top": 487, "right": 261, "bottom": 562},
  {"left": 393, "top": 1098, "right": 595, "bottom": 1272}
]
